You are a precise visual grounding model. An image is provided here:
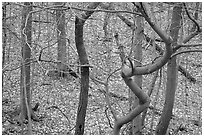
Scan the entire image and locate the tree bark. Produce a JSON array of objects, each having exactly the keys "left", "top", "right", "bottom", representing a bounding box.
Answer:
[{"left": 156, "top": 4, "right": 182, "bottom": 135}]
